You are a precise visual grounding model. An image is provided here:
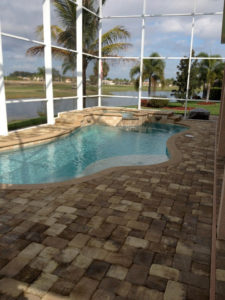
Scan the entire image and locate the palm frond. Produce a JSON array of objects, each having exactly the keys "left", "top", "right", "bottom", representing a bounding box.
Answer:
[
  {"left": 35, "top": 25, "right": 63, "bottom": 41},
  {"left": 130, "top": 65, "right": 140, "bottom": 79},
  {"left": 102, "top": 43, "right": 132, "bottom": 56},
  {"left": 26, "top": 45, "right": 44, "bottom": 56},
  {"left": 102, "top": 26, "right": 130, "bottom": 47},
  {"left": 26, "top": 45, "right": 69, "bottom": 58}
]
